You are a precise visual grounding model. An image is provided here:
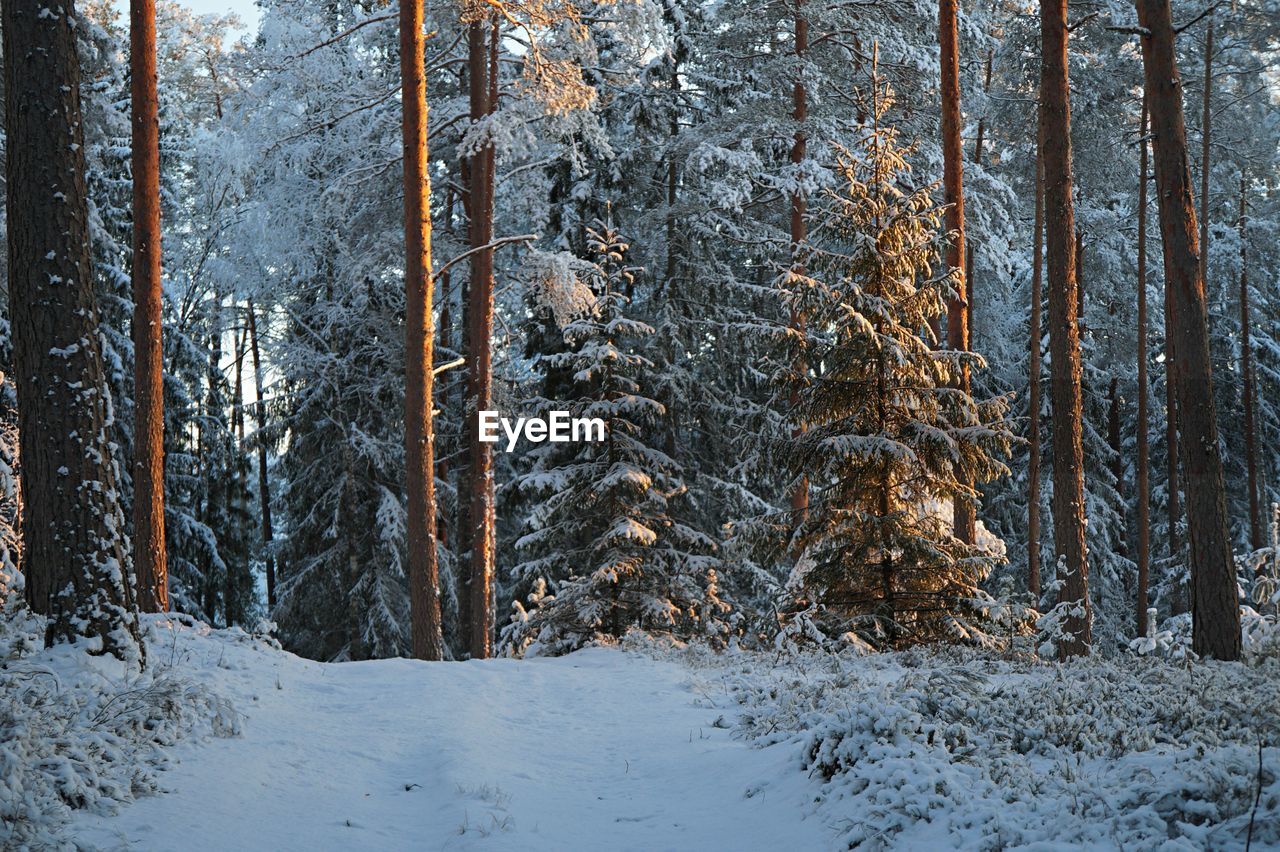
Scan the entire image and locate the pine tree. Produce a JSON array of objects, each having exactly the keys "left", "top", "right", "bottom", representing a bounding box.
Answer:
[
  {"left": 402, "top": 0, "right": 444, "bottom": 661},
  {"left": 773, "top": 77, "right": 1012, "bottom": 648},
  {"left": 2, "top": 0, "right": 143, "bottom": 662},
  {"left": 1040, "top": 0, "right": 1090, "bottom": 657},
  {"left": 463, "top": 12, "right": 498, "bottom": 661},
  {"left": 505, "top": 221, "right": 729, "bottom": 656},
  {"left": 130, "top": 0, "right": 168, "bottom": 612},
  {"left": 1134, "top": 0, "right": 1239, "bottom": 660}
]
